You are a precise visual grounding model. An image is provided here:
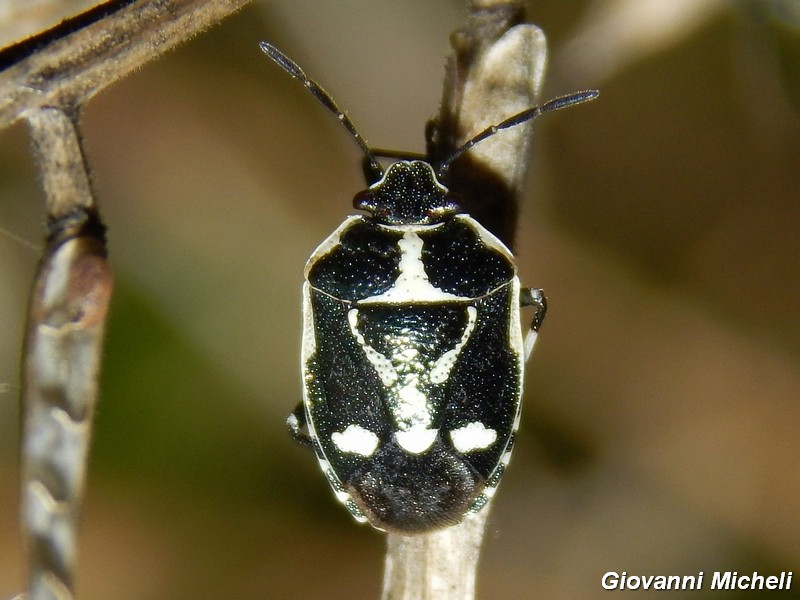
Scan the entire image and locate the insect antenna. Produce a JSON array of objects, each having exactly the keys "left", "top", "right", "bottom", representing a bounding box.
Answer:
[
  {"left": 436, "top": 89, "right": 599, "bottom": 179},
  {"left": 260, "top": 41, "right": 384, "bottom": 180}
]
